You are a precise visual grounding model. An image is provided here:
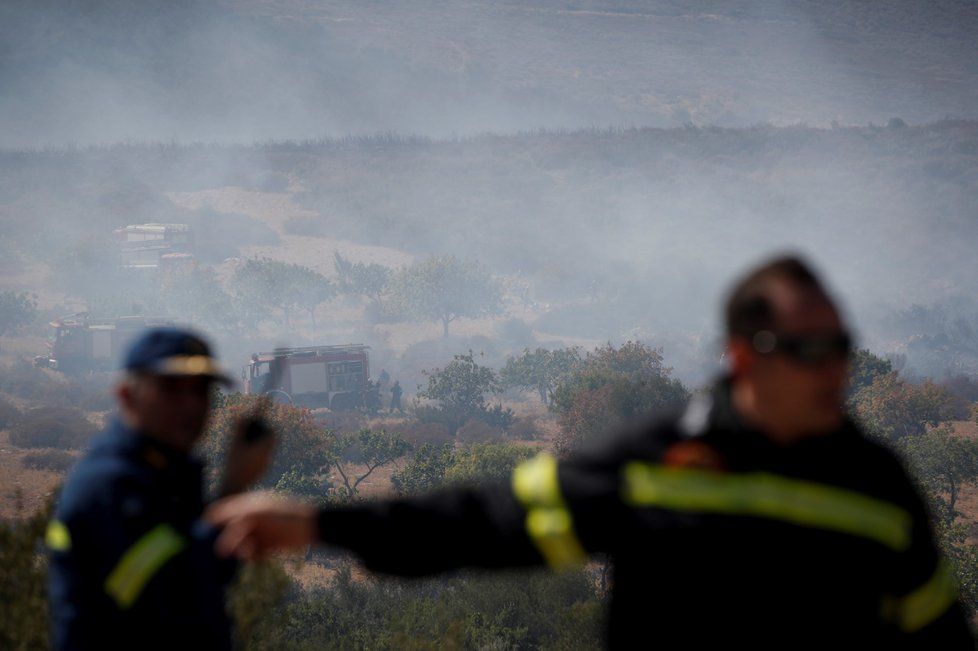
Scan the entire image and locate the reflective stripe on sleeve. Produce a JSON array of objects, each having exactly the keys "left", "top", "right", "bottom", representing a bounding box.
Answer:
[
  {"left": 104, "top": 524, "right": 187, "bottom": 609},
  {"left": 622, "top": 463, "right": 912, "bottom": 551},
  {"left": 886, "top": 561, "right": 959, "bottom": 632},
  {"left": 512, "top": 453, "right": 587, "bottom": 570},
  {"left": 46, "top": 520, "right": 72, "bottom": 552}
]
